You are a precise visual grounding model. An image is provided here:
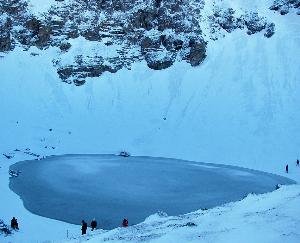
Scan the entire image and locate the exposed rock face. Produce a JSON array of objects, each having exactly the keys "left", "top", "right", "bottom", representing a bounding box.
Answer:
[
  {"left": 185, "top": 39, "right": 207, "bottom": 66},
  {"left": 208, "top": 8, "right": 275, "bottom": 40},
  {"left": 270, "top": 0, "right": 300, "bottom": 15},
  {"left": 264, "top": 23, "right": 276, "bottom": 38},
  {"left": 0, "top": 0, "right": 278, "bottom": 85}
]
